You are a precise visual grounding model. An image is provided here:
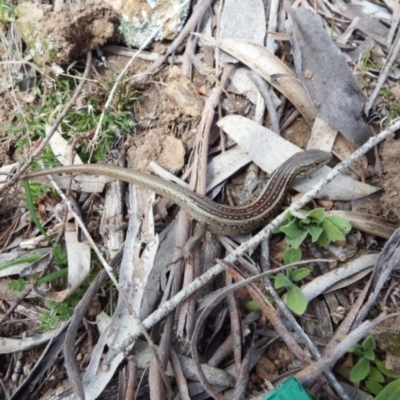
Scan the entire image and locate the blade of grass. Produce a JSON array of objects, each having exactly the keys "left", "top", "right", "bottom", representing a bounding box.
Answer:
[{"left": 21, "top": 180, "right": 53, "bottom": 243}]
